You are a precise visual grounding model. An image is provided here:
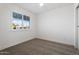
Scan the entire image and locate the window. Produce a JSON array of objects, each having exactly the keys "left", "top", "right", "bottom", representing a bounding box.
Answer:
[
  {"left": 13, "top": 12, "right": 22, "bottom": 19},
  {"left": 23, "top": 15, "right": 30, "bottom": 29},
  {"left": 11, "top": 12, "right": 30, "bottom": 29}
]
